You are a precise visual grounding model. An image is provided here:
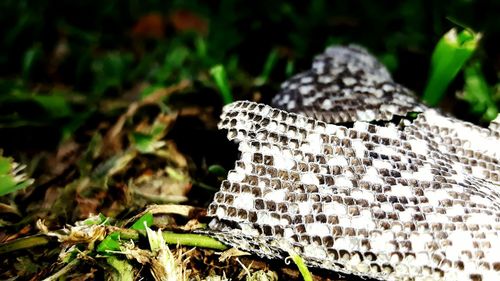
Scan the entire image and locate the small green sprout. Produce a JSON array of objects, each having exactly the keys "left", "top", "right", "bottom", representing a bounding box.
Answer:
[
  {"left": 210, "top": 64, "right": 233, "bottom": 104},
  {"left": 285, "top": 59, "right": 295, "bottom": 78},
  {"left": 422, "top": 28, "right": 481, "bottom": 106},
  {"left": 255, "top": 48, "right": 279, "bottom": 86},
  {"left": 285, "top": 246, "right": 312, "bottom": 281}
]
